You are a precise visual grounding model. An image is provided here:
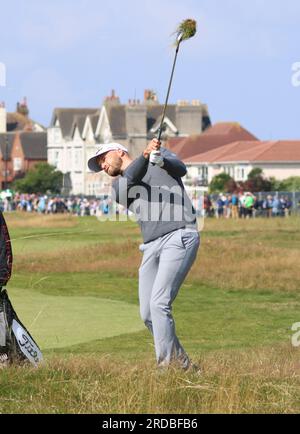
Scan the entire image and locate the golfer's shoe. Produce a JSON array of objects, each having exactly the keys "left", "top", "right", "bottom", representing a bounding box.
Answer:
[
  {"left": 157, "top": 354, "right": 202, "bottom": 374},
  {"left": 184, "top": 361, "right": 202, "bottom": 375},
  {"left": 0, "top": 351, "right": 9, "bottom": 368},
  {"left": 177, "top": 354, "right": 202, "bottom": 374}
]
